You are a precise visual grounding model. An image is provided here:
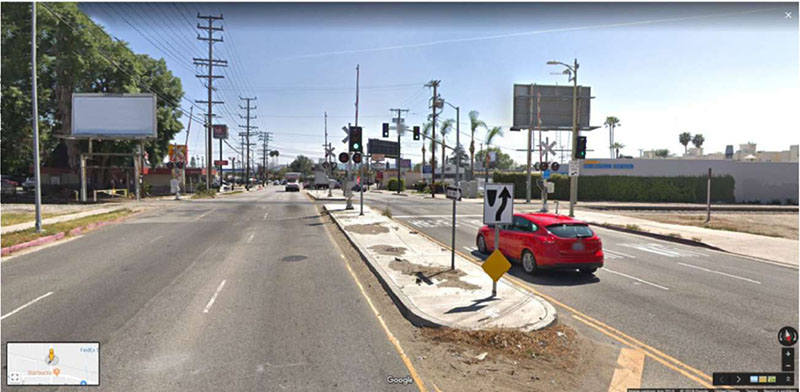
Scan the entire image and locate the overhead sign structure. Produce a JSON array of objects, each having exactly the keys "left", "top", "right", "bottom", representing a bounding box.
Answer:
[
  {"left": 212, "top": 124, "right": 229, "bottom": 139},
  {"left": 72, "top": 93, "right": 157, "bottom": 139},
  {"left": 483, "top": 183, "right": 514, "bottom": 225},
  {"left": 368, "top": 139, "right": 400, "bottom": 157},
  {"left": 512, "top": 84, "right": 591, "bottom": 130},
  {"left": 446, "top": 186, "right": 461, "bottom": 201}
]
